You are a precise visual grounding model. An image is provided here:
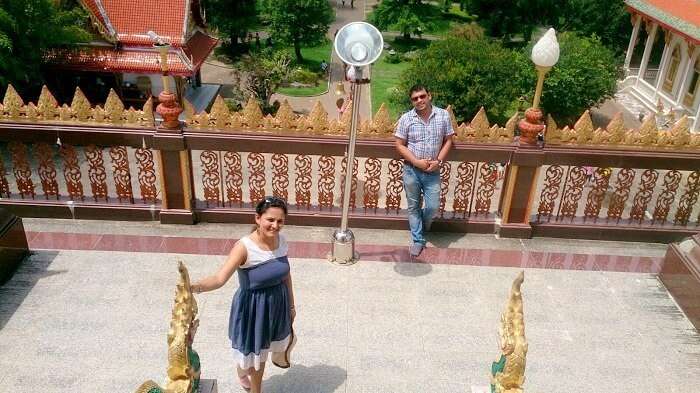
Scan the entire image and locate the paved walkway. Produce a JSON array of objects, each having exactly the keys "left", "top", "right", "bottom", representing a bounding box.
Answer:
[
  {"left": 1, "top": 219, "right": 699, "bottom": 392},
  {"left": 271, "top": 0, "right": 372, "bottom": 120}
]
